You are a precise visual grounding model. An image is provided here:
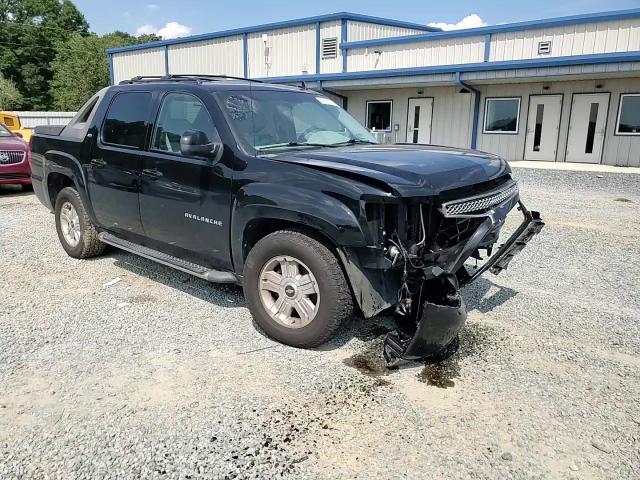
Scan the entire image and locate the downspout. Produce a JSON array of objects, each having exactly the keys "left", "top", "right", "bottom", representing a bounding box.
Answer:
[
  {"left": 341, "top": 19, "right": 348, "bottom": 73},
  {"left": 455, "top": 71, "right": 480, "bottom": 150},
  {"left": 108, "top": 53, "right": 114, "bottom": 85}
]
